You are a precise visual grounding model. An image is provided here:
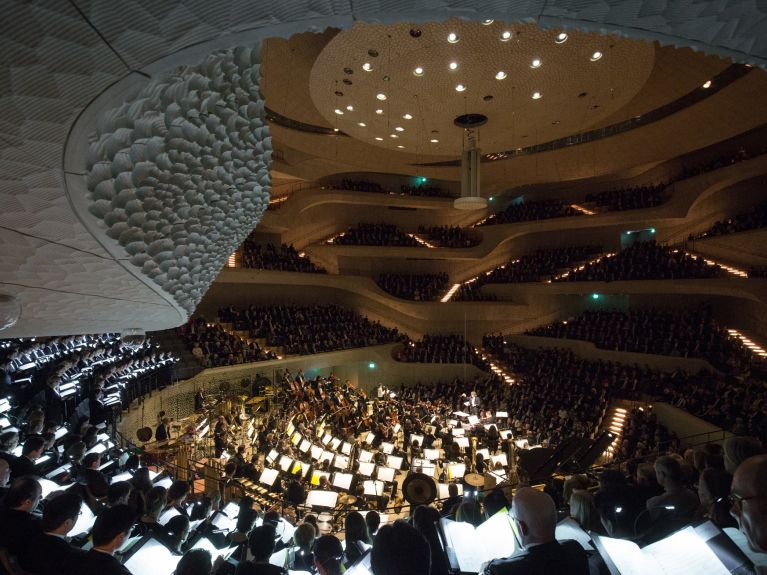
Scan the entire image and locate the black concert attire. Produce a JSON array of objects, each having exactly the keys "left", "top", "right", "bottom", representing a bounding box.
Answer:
[
  {"left": 9, "top": 455, "right": 37, "bottom": 480},
  {"left": 0, "top": 506, "right": 41, "bottom": 557},
  {"left": 214, "top": 421, "right": 228, "bottom": 457},
  {"left": 194, "top": 390, "right": 205, "bottom": 412},
  {"left": 155, "top": 422, "right": 169, "bottom": 442},
  {"left": 63, "top": 549, "right": 132, "bottom": 575},
  {"left": 81, "top": 467, "right": 110, "bottom": 498},
  {"left": 18, "top": 532, "right": 86, "bottom": 575},
  {"left": 235, "top": 561, "right": 287, "bottom": 575},
  {"left": 483, "top": 539, "right": 589, "bottom": 575}
]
